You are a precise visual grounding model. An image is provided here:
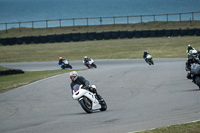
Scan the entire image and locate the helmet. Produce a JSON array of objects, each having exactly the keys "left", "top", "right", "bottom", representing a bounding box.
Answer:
[
  {"left": 69, "top": 71, "right": 78, "bottom": 81},
  {"left": 84, "top": 56, "right": 88, "bottom": 59},
  {"left": 144, "top": 50, "right": 147, "bottom": 53},
  {"left": 59, "top": 57, "right": 62, "bottom": 59},
  {"left": 191, "top": 49, "right": 197, "bottom": 57},
  {"left": 188, "top": 44, "right": 191, "bottom": 47}
]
